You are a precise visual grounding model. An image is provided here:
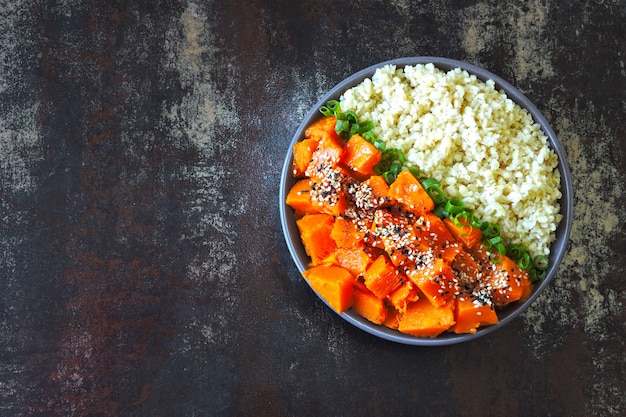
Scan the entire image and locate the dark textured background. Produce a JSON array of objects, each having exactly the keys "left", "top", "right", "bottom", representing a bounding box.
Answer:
[{"left": 1, "top": 1, "right": 624, "bottom": 416}]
